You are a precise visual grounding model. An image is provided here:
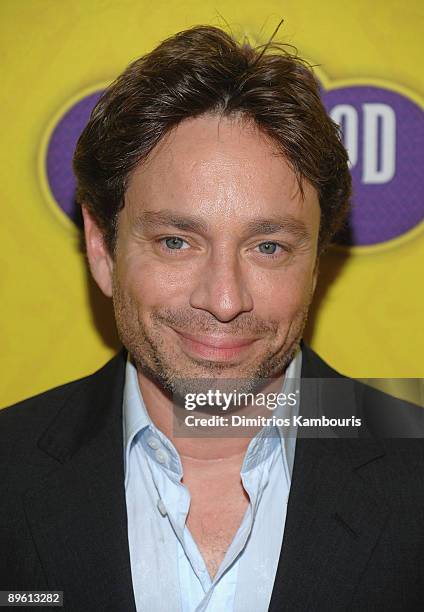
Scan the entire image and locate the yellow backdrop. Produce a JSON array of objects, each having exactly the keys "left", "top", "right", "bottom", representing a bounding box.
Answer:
[{"left": 1, "top": 0, "right": 423, "bottom": 408}]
